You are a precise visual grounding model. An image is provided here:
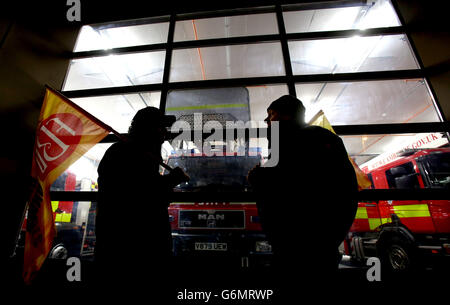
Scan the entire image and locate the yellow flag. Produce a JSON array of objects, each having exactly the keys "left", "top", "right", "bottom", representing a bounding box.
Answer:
[
  {"left": 309, "top": 110, "right": 372, "bottom": 190},
  {"left": 23, "top": 86, "right": 113, "bottom": 284}
]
